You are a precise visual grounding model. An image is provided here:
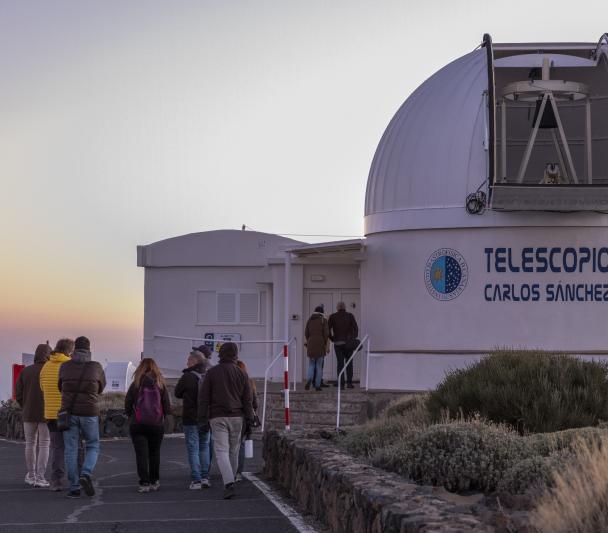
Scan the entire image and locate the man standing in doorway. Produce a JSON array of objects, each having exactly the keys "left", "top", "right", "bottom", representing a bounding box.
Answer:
[{"left": 328, "top": 302, "right": 359, "bottom": 389}]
